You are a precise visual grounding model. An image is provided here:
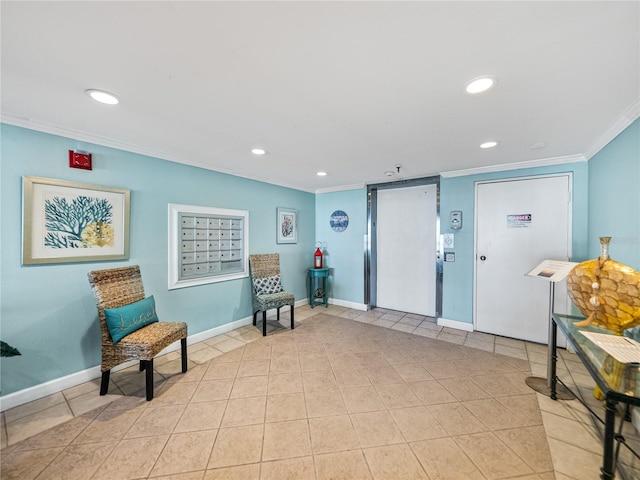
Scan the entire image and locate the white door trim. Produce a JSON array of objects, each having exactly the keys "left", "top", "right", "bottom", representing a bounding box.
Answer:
[
  {"left": 365, "top": 177, "right": 443, "bottom": 317},
  {"left": 472, "top": 172, "right": 573, "bottom": 335}
]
